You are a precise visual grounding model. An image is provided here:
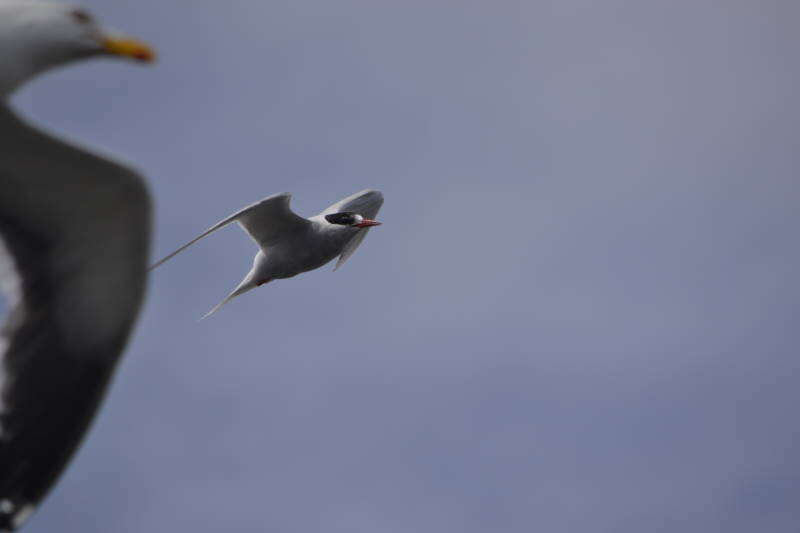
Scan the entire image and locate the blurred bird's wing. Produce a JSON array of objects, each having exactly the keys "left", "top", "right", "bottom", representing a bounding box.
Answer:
[
  {"left": 0, "top": 105, "right": 151, "bottom": 529},
  {"left": 150, "top": 192, "right": 309, "bottom": 269},
  {"left": 319, "top": 189, "right": 384, "bottom": 271}
]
